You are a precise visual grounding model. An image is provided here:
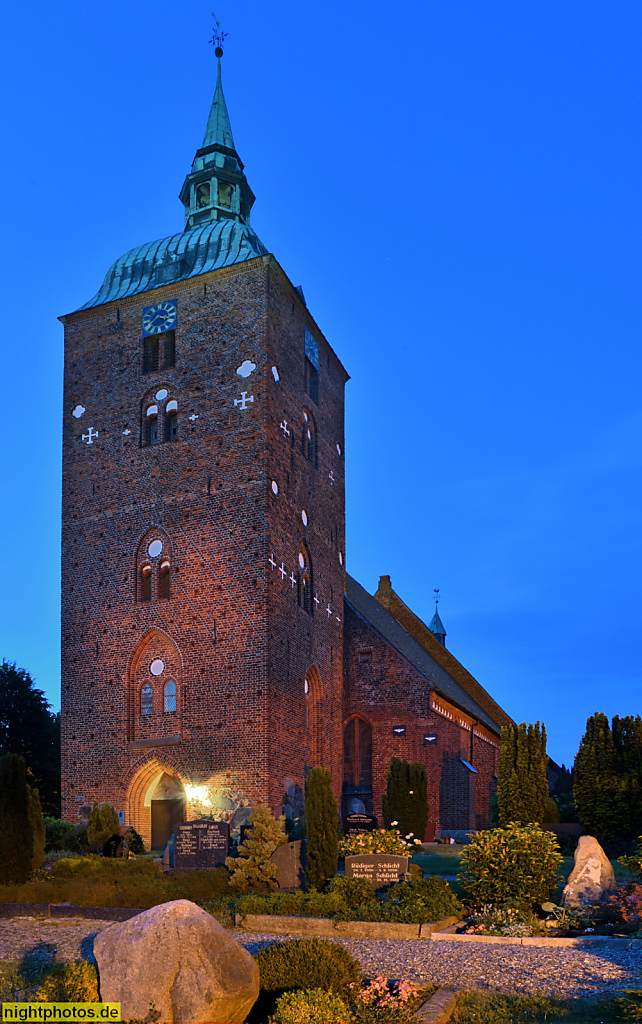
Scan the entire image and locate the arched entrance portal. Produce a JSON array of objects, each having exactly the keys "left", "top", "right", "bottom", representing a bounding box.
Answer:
[{"left": 126, "top": 760, "right": 186, "bottom": 851}]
